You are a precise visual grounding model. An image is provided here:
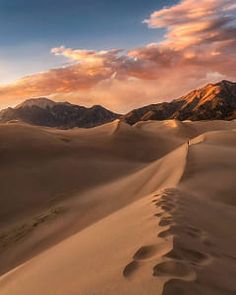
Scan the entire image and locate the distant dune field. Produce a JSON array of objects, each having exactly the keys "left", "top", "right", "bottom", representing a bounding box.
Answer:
[{"left": 0, "top": 119, "right": 236, "bottom": 294}]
